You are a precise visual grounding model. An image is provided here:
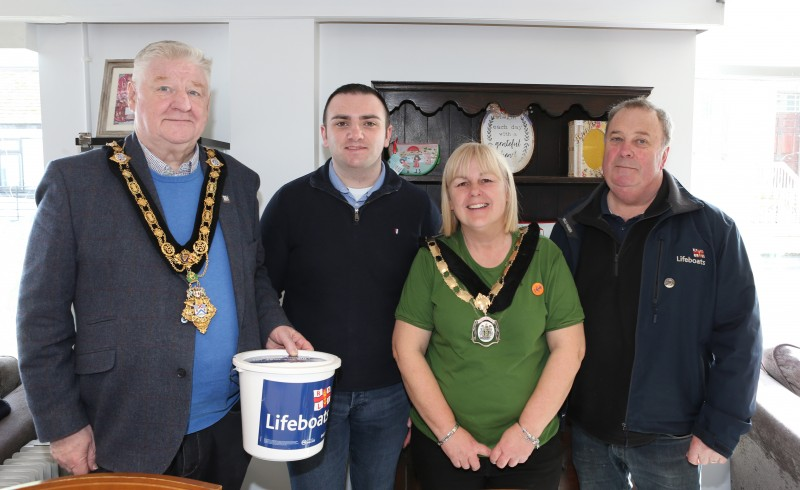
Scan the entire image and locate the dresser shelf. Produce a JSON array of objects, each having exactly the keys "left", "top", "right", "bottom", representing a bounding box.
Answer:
[{"left": 374, "top": 81, "right": 651, "bottom": 221}]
